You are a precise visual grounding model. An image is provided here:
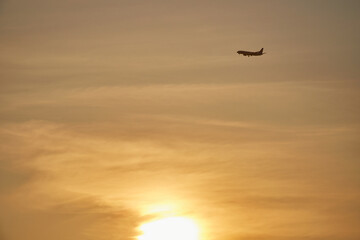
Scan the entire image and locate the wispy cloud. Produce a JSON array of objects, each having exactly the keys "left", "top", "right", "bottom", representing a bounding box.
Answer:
[{"left": 1, "top": 1, "right": 360, "bottom": 240}]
